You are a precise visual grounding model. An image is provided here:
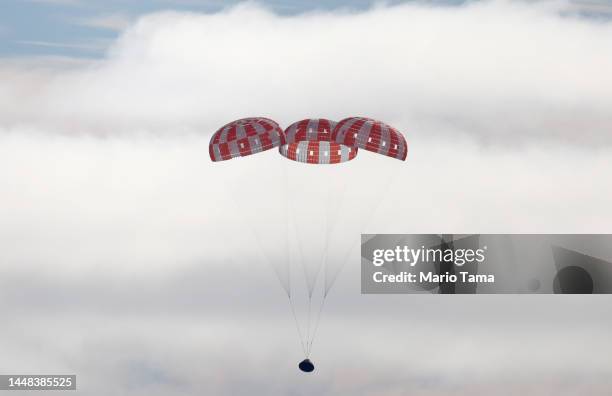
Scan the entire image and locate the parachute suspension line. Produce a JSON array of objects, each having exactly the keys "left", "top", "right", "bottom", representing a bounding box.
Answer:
[
  {"left": 304, "top": 166, "right": 346, "bottom": 357},
  {"left": 282, "top": 161, "right": 308, "bottom": 356},
  {"left": 223, "top": 181, "right": 290, "bottom": 297},
  {"left": 306, "top": 295, "right": 327, "bottom": 357},
  {"left": 322, "top": 164, "right": 352, "bottom": 298},
  {"left": 281, "top": 160, "right": 290, "bottom": 299},
  {"left": 288, "top": 193, "right": 311, "bottom": 296},
  {"left": 322, "top": 165, "right": 350, "bottom": 253},
  {"left": 251, "top": 224, "right": 290, "bottom": 297},
  {"left": 324, "top": 160, "right": 404, "bottom": 296},
  {"left": 305, "top": 296, "right": 312, "bottom": 357},
  {"left": 288, "top": 296, "right": 307, "bottom": 356},
  {"left": 286, "top": 168, "right": 319, "bottom": 299},
  {"left": 306, "top": 177, "right": 338, "bottom": 356},
  {"left": 325, "top": 246, "right": 351, "bottom": 299}
]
